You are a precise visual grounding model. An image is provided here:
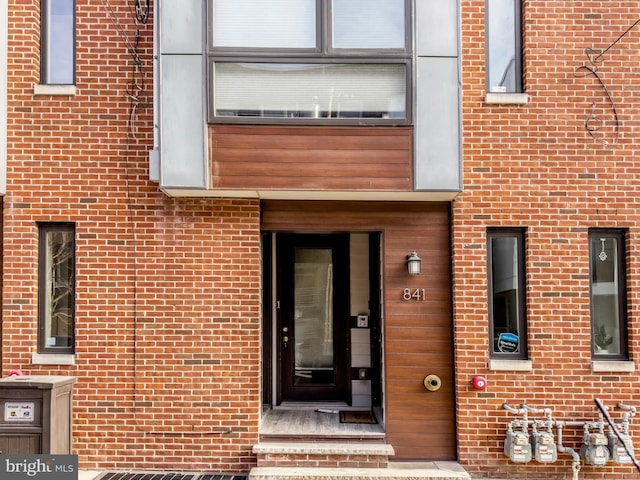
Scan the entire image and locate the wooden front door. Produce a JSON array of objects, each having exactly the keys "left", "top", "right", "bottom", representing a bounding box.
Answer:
[{"left": 277, "top": 234, "right": 349, "bottom": 403}]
